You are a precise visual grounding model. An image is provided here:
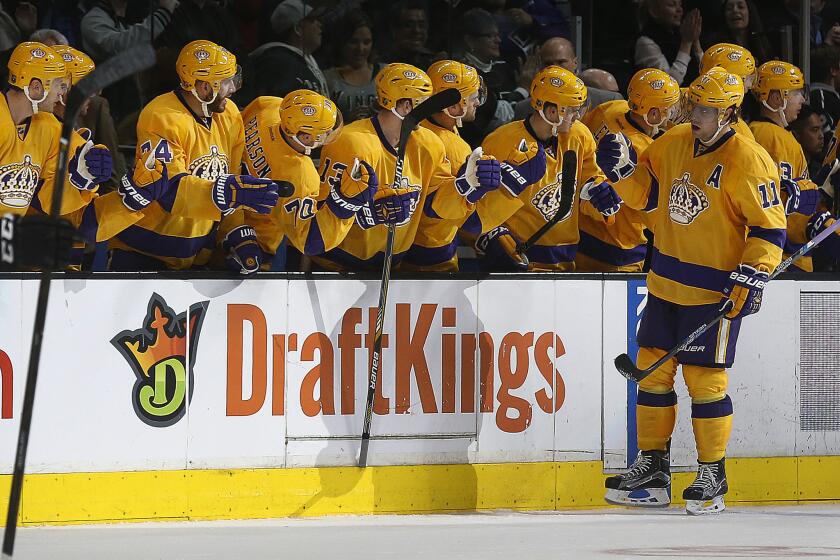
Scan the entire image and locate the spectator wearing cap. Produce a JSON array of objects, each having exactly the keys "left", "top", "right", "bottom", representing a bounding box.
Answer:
[
  {"left": 790, "top": 106, "right": 826, "bottom": 179},
  {"left": 382, "top": 0, "right": 438, "bottom": 70},
  {"left": 246, "top": 0, "right": 328, "bottom": 102},
  {"left": 457, "top": 7, "right": 524, "bottom": 145},
  {"left": 810, "top": 44, "right": 840, "bottom": 144}
]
